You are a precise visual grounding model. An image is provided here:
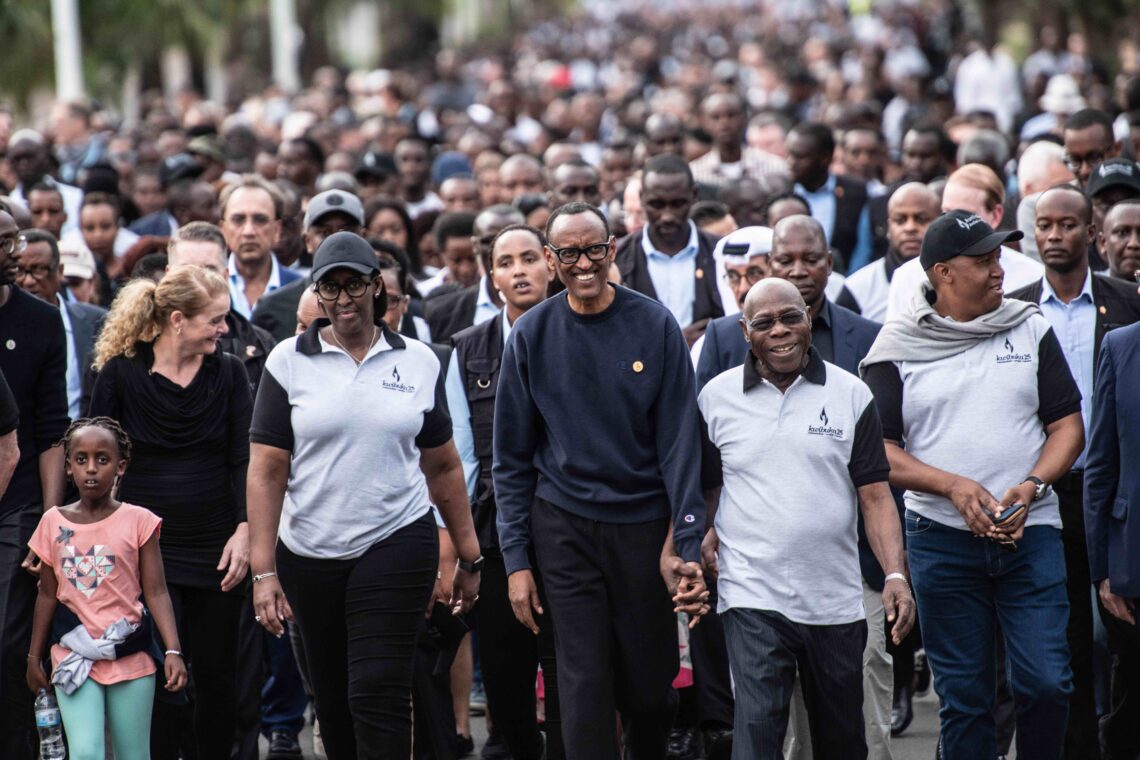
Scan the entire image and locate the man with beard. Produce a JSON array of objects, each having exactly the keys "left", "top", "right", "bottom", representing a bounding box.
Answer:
[
  {"left": 1007, "top": 184, "right": 1140, "bottom": 757},
  {"left": 1100, "top": 199, "right": 1140, "bottom": 284},
  {"left": 839, "top": 183, "right": 941, "bottom": 322}
]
